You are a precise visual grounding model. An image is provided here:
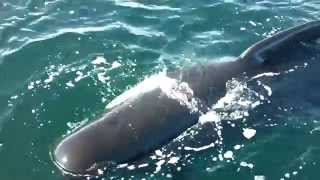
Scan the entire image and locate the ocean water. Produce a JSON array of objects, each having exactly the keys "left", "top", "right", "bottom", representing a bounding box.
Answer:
[{"left": 1, "top": 0, "right": 320, "bottom": 180}]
